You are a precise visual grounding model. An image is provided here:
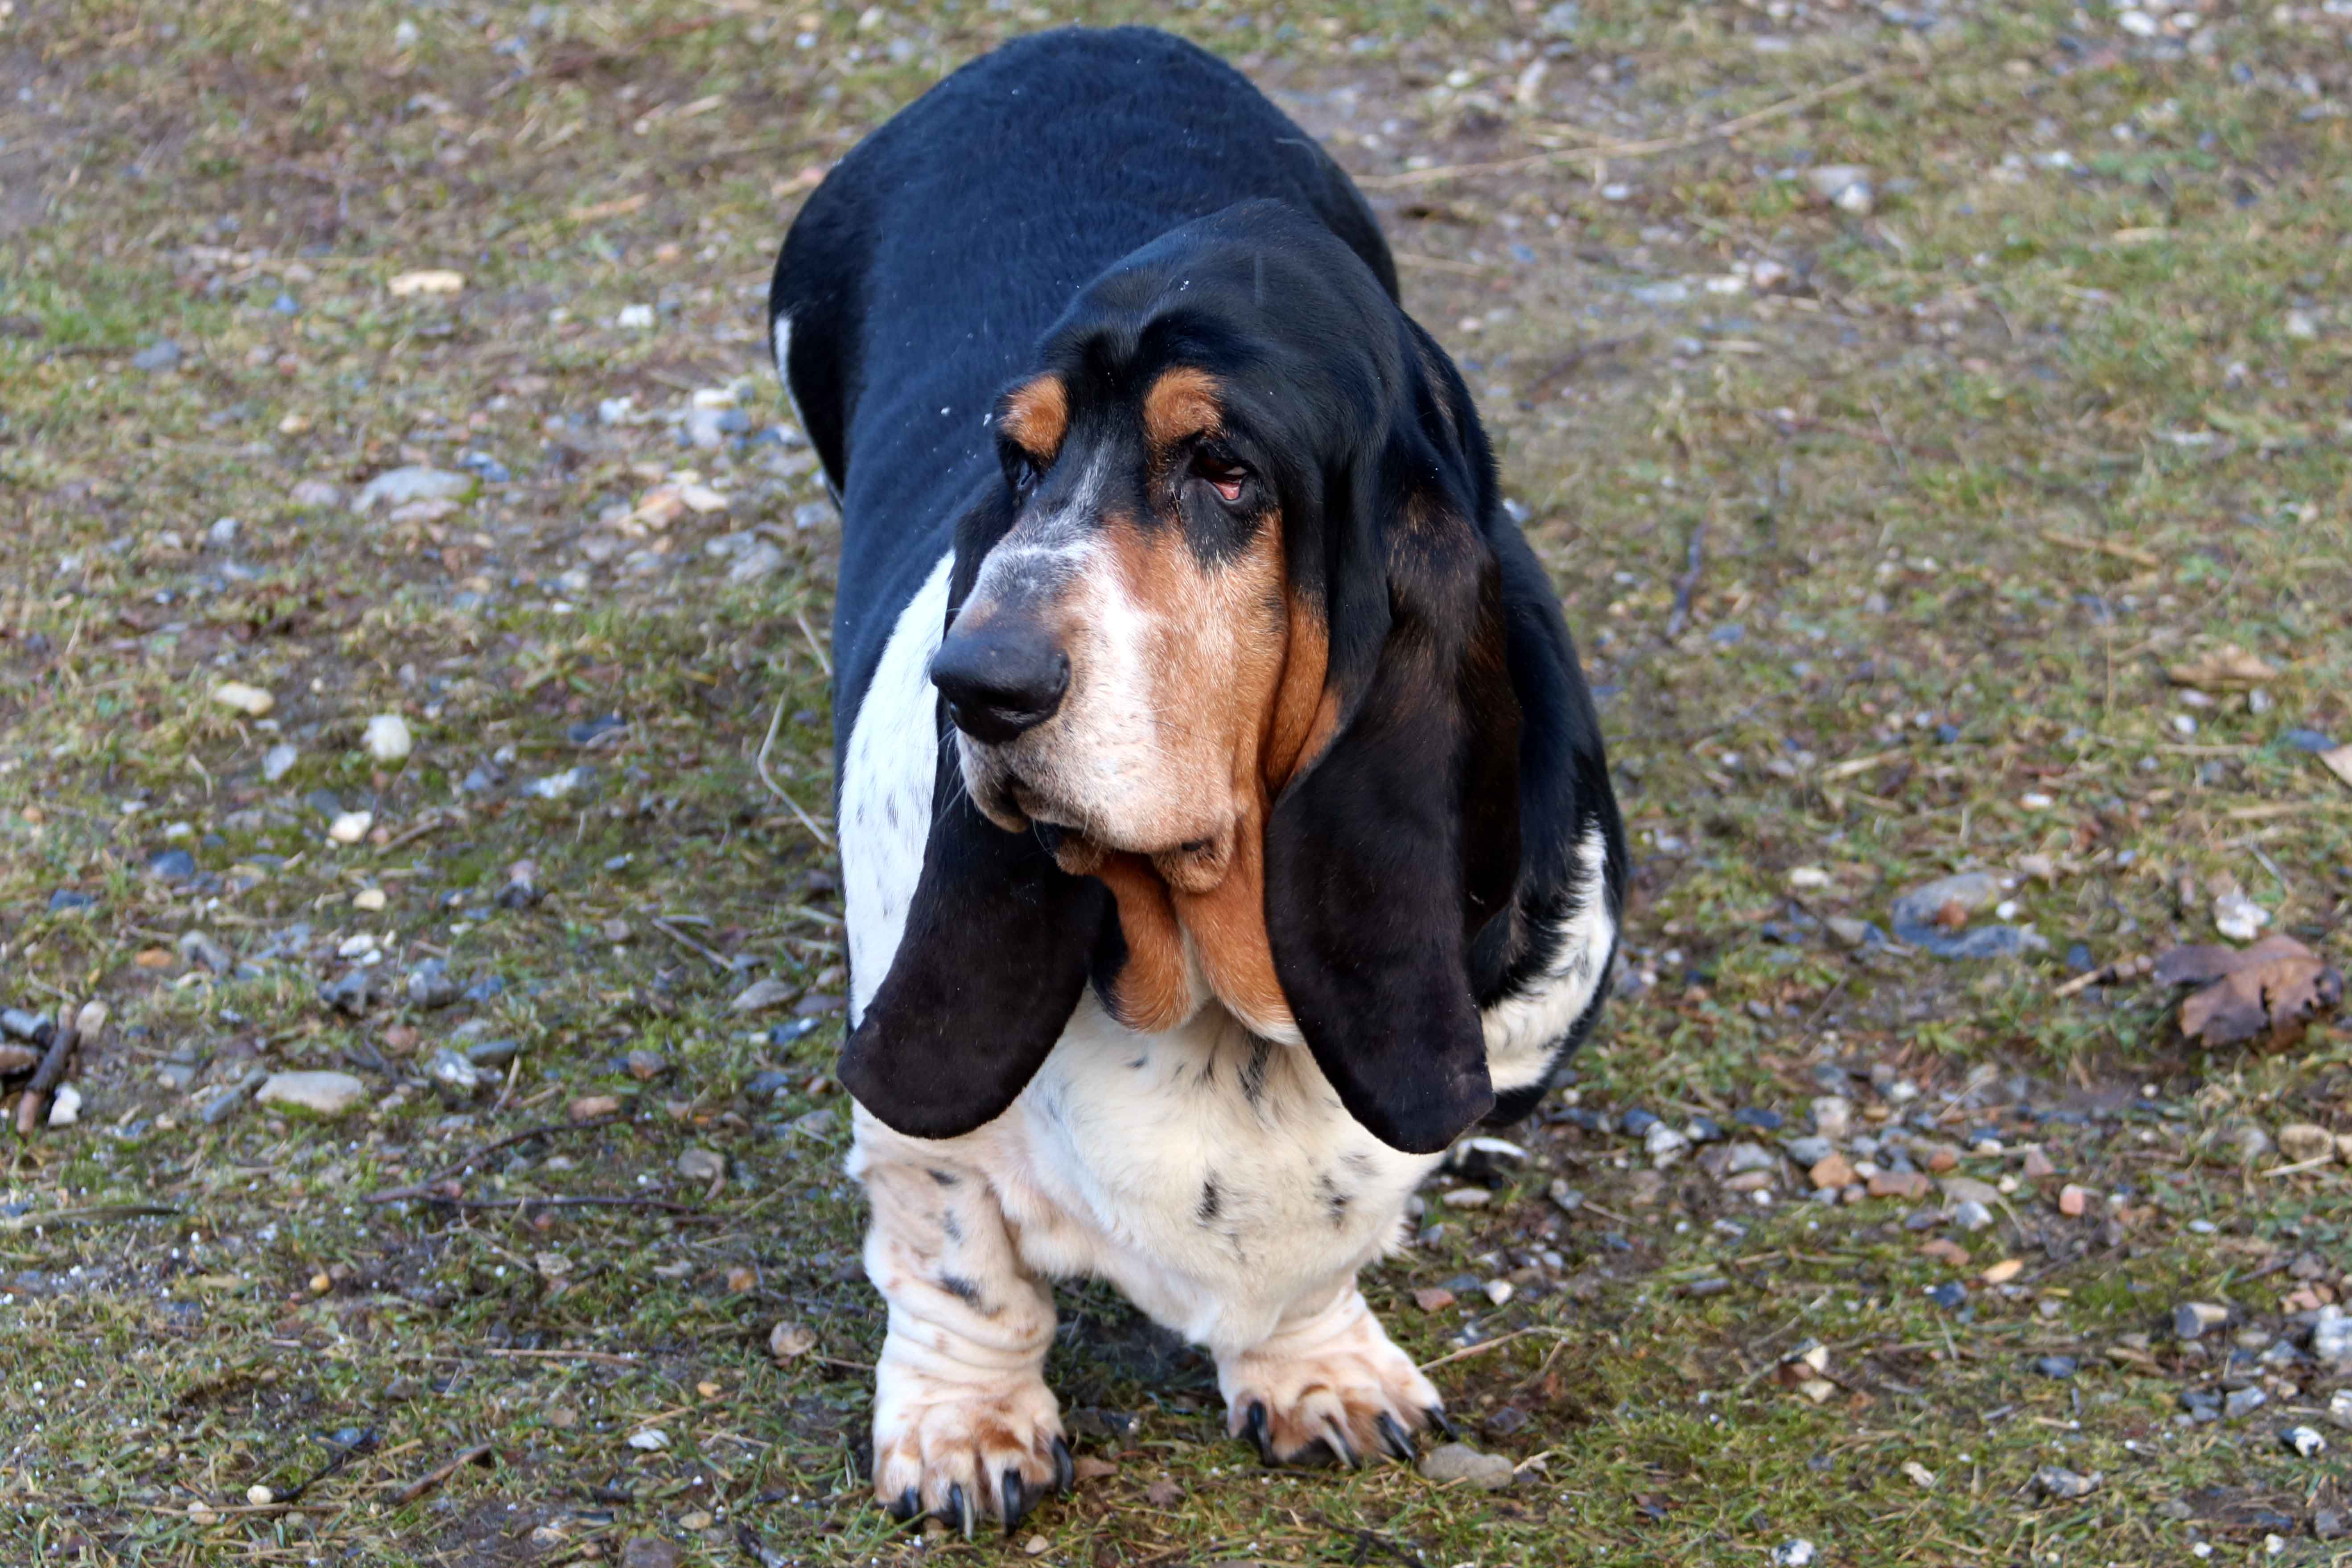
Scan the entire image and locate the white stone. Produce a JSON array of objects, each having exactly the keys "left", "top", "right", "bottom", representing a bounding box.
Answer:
[
  {"left": 352, "top": 466, "right": 471, "bottom": 514},
  {"left": 263, "top": 743, "right": 299, "bottom": 782},
  {"left": 328, "top": 810, "right": 374, "bottom": 844},
  {"left": 1805, "top": 164, "right": 1873, "bottom": 213},
  {"left": 2314, "top": 1305, "right": 2352, "bottom": 1366},
  {"left": 526, "top": 767, "right": 588, "bottom": 800},
  {"left": 213, "top": 682, "right": 276, "bottom": 718},
  {"left": 730, "top": 978, "right": 796, "bottom": 1013},
  {"left": 2213, "top": 889, "right": 2270, "bottom": 943},
  {"left": 363, "top": 713, "right": 414, "bottom": 762},
  {"left": 46, "top": 1083, "right": 82, "bottom": 1127},
  {"left": 256, "top": 1070, "right": 368, "bottom": 1115},
  {"left": 728, "top": 540, "right": 788, "bottom": 585},
  {"left": 387, "top": 269, "right": 465, "bottom": 297}
]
